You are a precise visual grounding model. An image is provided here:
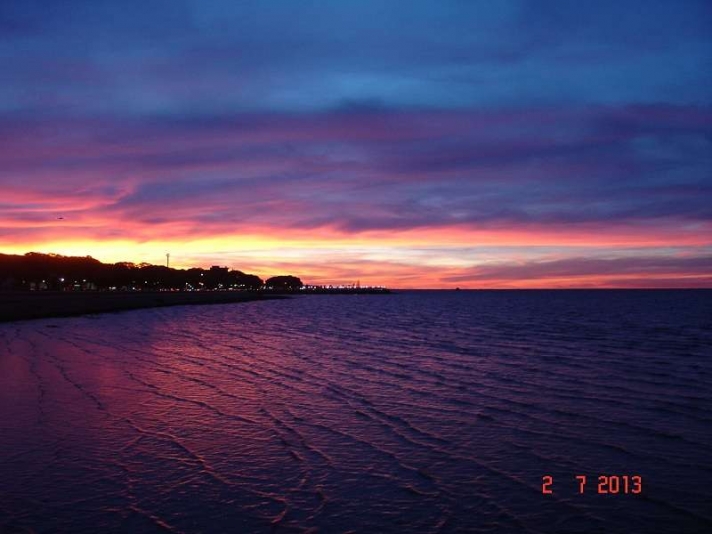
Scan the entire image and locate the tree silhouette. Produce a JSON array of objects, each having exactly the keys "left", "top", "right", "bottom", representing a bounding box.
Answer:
[
  {"left": 265, "top": 275, "right": 303, "bottom": 290},
  {"left": 0, "top": 252, "right": 268, "bottom": 291}
]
